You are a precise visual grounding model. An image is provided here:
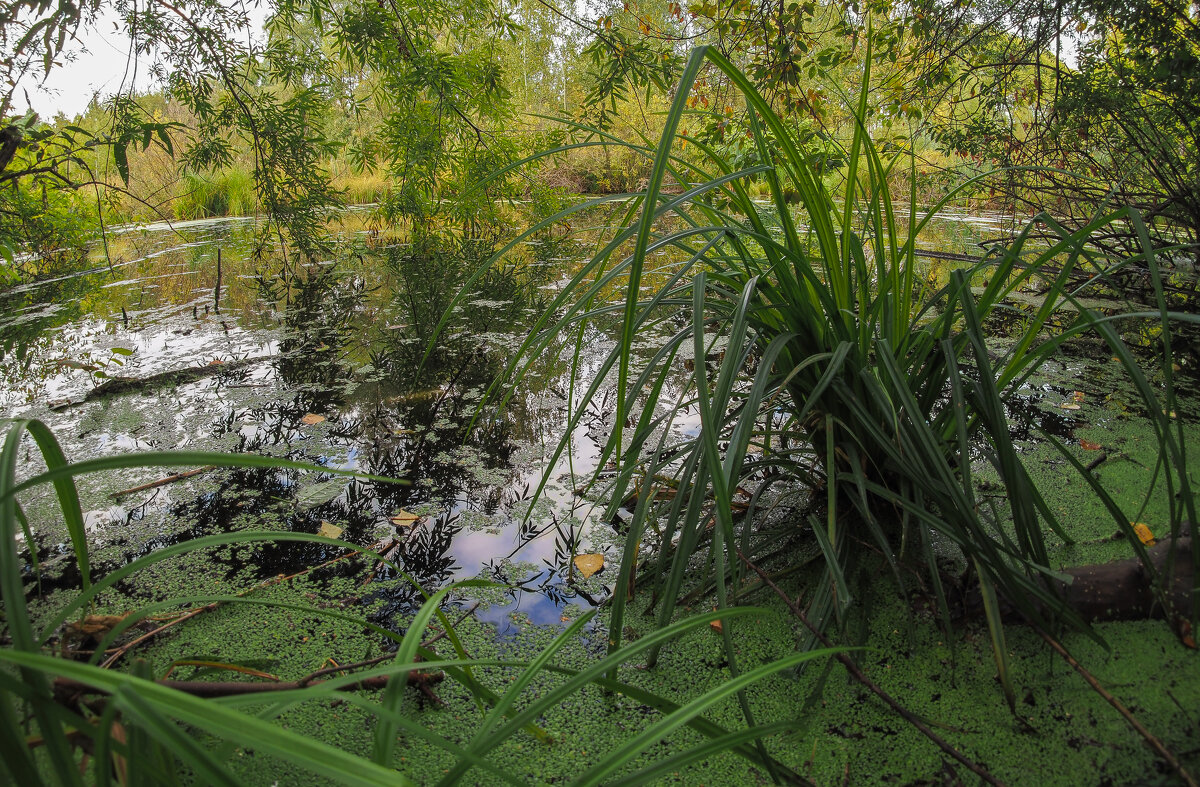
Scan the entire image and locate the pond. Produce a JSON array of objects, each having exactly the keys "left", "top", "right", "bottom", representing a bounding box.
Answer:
[{"left": 3, "top": 205, "right": 1197, "bottom": 641}]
